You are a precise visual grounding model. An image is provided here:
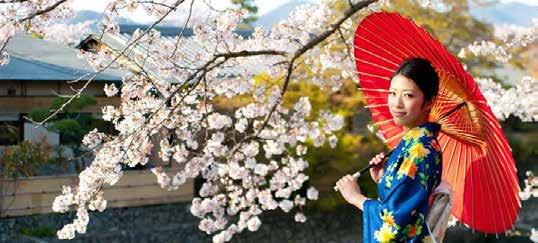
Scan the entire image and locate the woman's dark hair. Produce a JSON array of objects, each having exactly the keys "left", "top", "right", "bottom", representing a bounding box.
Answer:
[{"left": 391, "top": 57, "right": 439, "bottom": 103}]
